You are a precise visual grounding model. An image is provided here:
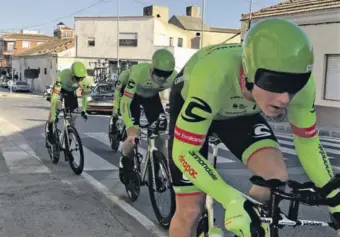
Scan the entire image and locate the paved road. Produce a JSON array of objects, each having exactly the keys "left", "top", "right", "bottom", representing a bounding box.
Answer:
[{"left": 1, "top": 90, "right": 340, "bottom": 236}]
